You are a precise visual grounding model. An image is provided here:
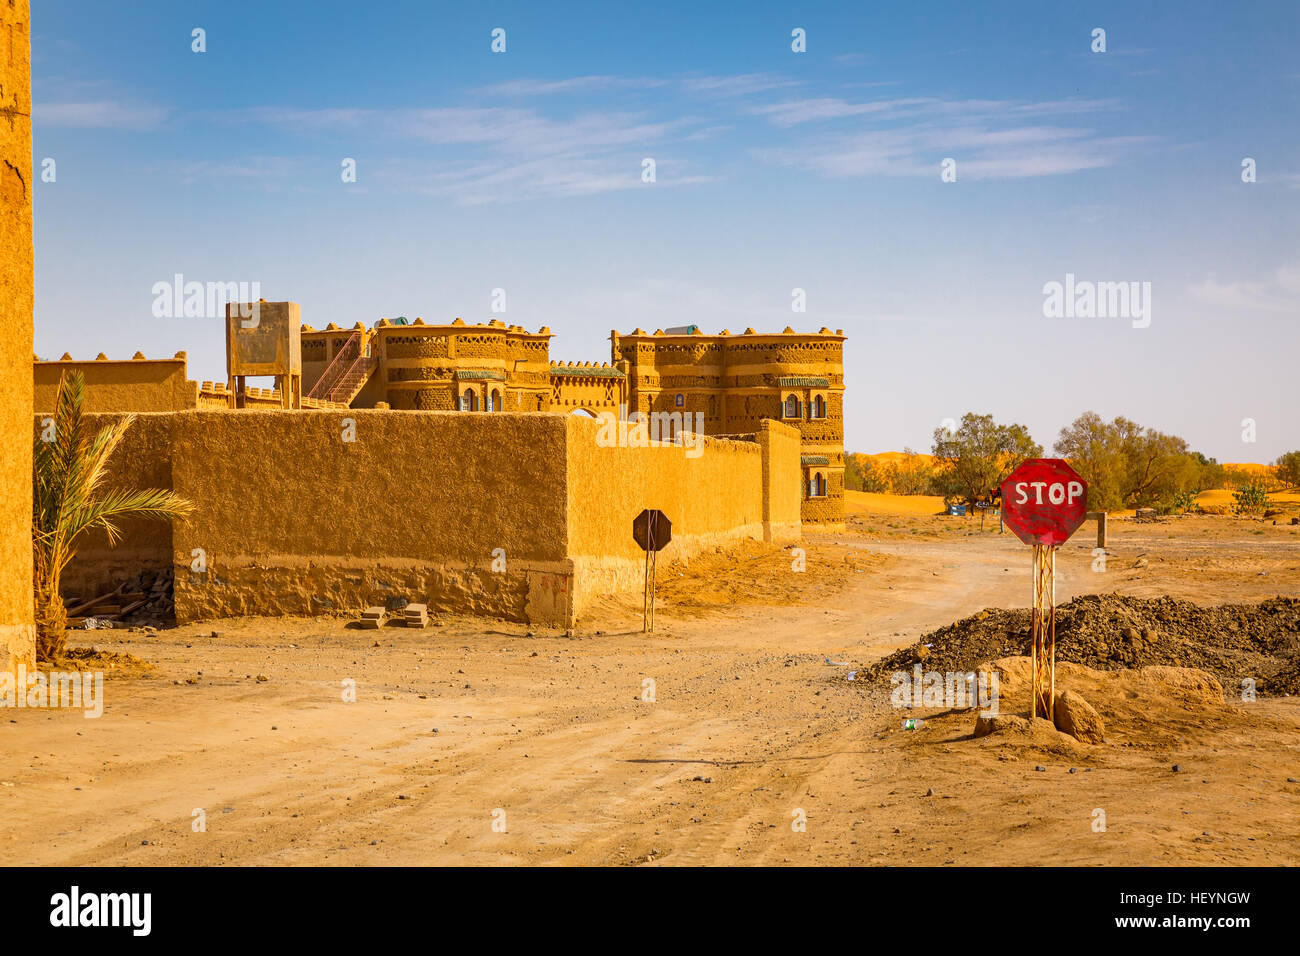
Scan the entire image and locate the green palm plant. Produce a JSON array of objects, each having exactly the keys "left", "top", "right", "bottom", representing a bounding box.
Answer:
[{"left": 33, "top": 371, "right": 193, "bottom": 663}]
